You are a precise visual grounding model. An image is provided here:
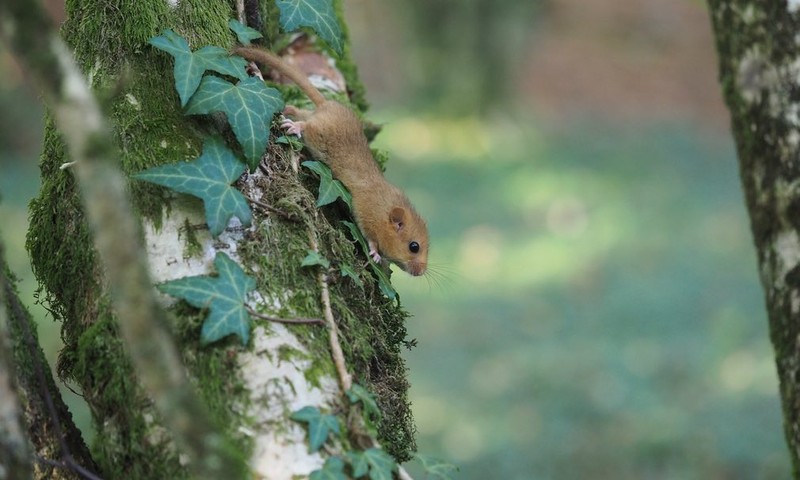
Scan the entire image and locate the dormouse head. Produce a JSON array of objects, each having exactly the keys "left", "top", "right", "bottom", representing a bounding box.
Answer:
[{"left": 388, "top": 206, "right": 428, "bottom": 276}]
